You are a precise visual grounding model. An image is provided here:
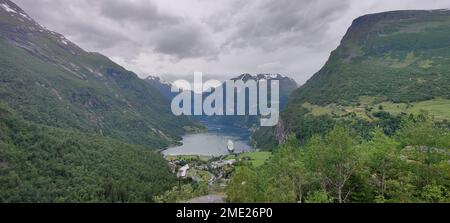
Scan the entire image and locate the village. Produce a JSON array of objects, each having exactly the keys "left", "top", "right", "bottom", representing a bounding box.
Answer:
[{"left": 164, "top": 140, "right": 272, "bottom": 201}]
